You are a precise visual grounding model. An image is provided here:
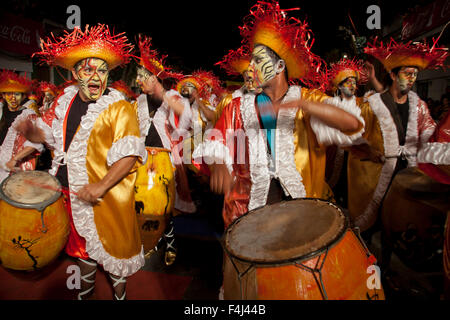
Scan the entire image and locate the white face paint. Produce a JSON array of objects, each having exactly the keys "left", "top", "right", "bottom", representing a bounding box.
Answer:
[{"left": 338, "top": 77, "right": 357, "bottom": 98}]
